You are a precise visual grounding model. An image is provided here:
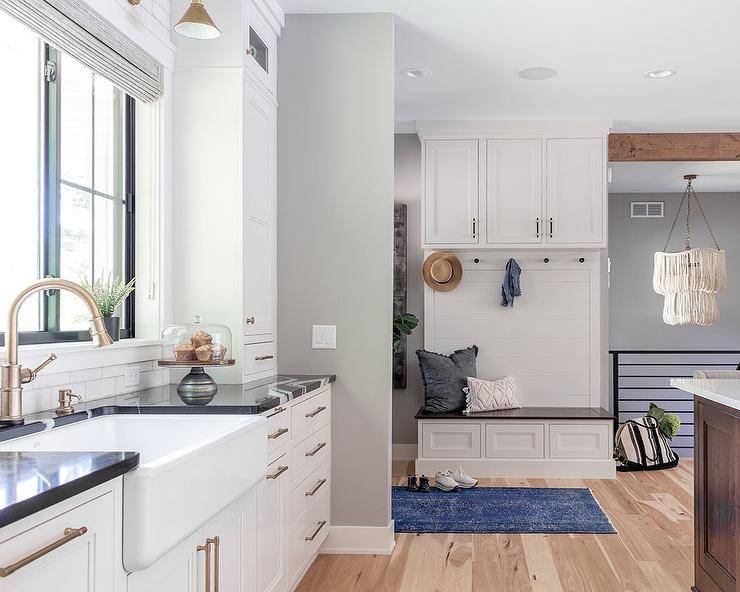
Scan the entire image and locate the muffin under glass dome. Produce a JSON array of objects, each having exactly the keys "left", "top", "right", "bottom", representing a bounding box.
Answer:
[{"left": 160, "top": 318, "right": 234, "bottom": 366}]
